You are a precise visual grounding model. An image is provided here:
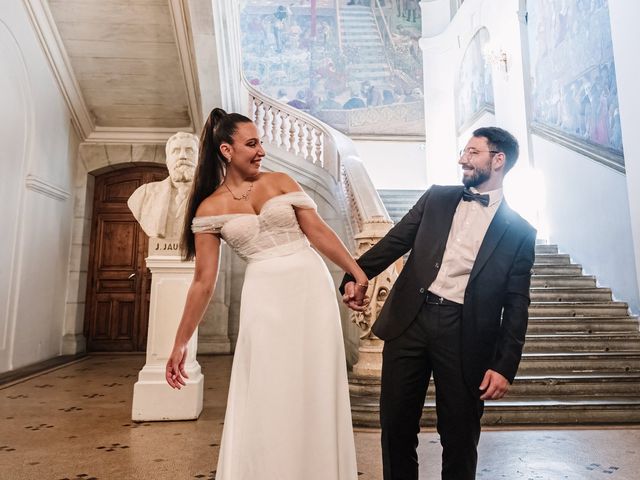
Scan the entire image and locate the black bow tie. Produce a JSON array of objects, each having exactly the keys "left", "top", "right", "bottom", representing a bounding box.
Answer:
[{"left": 462, "top": 188, "right": 490, "bottom": 207}]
